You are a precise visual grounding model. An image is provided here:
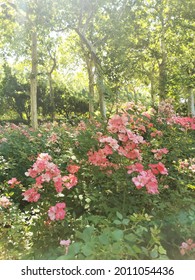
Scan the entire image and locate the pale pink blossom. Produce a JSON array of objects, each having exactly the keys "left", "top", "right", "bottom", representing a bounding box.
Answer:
[
  {"left": 99, "top": 136, "right": 119, "bottom": 151},
  {"left": 60, "top": 239, "right": 71, "bottom": 246},
  {"left": 60, "top": 239, "right": 71, "bottom": 255},
  {"left": 152, "top": 148, "right": 169, "bottom": 160},
  {"left": 0, "top": 196, "right": 12, "bottom": 208},
  {"left": 48, "top": 132, "right": 58, "bottom": 143},
  {"left": 180, "top": 239, "right": 195, "bottom": 255},
  {"left": 150, "top": 130, "right": 163, "bottom": 138}
]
